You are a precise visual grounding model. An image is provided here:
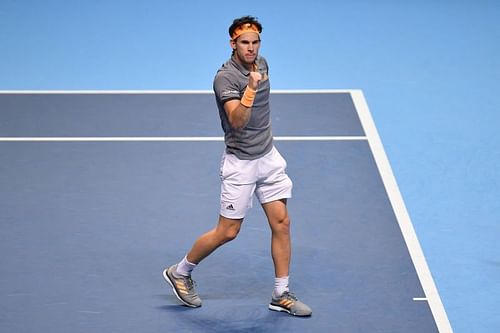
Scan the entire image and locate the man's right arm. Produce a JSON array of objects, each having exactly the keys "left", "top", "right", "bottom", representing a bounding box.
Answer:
[{"left": 224, "top": 72, "right": 262, "bottom": 130}]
